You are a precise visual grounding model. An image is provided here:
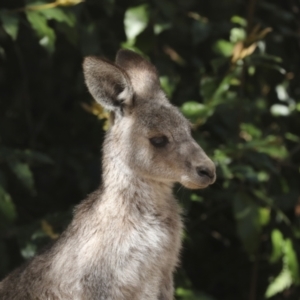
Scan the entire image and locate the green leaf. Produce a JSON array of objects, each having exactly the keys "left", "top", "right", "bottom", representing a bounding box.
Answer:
[
  {"left": 233, "top": 192, "right": 260, "bottom": 254},
  {"left": 0, "top": 12, "right": 20, "bottom": 40},
  {"left": 285, "top": 132, "right": 300, "bottom": 143},
  {"left": 0, "top": 147, "right": 53, "bottom": 165},
  {"left": 190, "top": 194, "right": 203, "bottom": 203},
  {"left": 213, "top": 149, "right": 233, "bottom": 180},
  {"left": 7, "top": 161, "right": 35, "bottom": 194},
  {"left": 154, "top": 22, "right": 171, "bottom": 35},
  {"left": 270, "top": 104, "right": 291, "bottom": 116},
  {"left": 160, "top": 76, "right": 176, "bottom": 98},
  {"left": 230, "top": 27, "right": 246, "bottom": 43},
  {"left": 213, "top": 40, "right": 234, "bottom": 57},
  {"left": 0, "top": 186, "right": 16, "bottom": 229},
  {"left": 21, "top": 243, "right": 37, "bottom": 259},
  {"left": 240, "top": 123, "right": 262, "bottom": 140},
  {"left": 231, "top": 15, "right": 247, "bottom": 27},
  {"left": 265, "top": 268, "right": 292, "bottom": 298},
  {"left": 26, "top": 10, "right": 56, "bottom": 53},
  {"left": 181, "top": 101, "right": 212, "bottom": 120},
  {"left": 192, "top": 20, "right": 211, "bottom": 44},
  {"left": 124, "top": 5, "right": 149, "bottom": 43},
  {"left": 284, "top": 239, "right": 300, "bottom": 283},
  {"left": 176, "top": 288, "right": 215, "bottom": 300},
  {"left": 244, "top": 135, "right": 288, "bottom": 159},
  {"left": 258, "top": 208, "right": 270, "bottom": 226},
  {"left": 270, "top": 229, "right": 284, "bottom": 263},
  {"left": 39, "top": 8, "right": 76, "bottom": 27}
]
